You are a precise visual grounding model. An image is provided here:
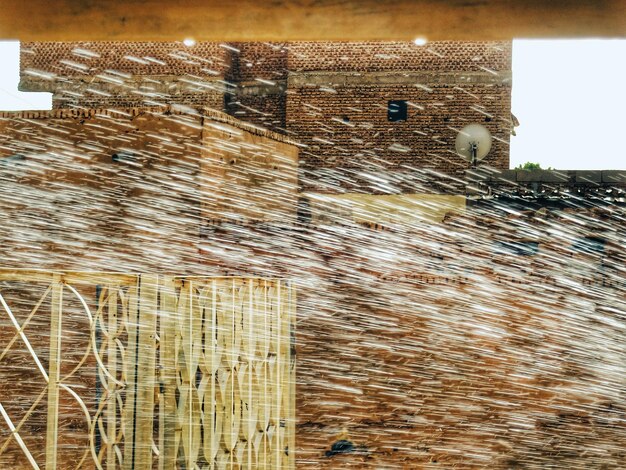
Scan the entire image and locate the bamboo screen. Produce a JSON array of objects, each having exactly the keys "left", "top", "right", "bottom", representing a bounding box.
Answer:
[{"left": 0, "top": 270, "right": 296, "bottom": 469}]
